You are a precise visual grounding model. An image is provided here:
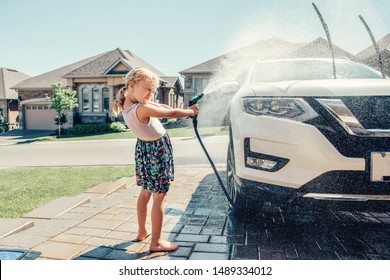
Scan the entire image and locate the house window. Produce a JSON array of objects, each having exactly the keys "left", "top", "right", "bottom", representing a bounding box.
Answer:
[
  {"left": 170, "top": 92, "right": 175, "bottom": 108},
  {"left": 103, "top": 87, "right": 109, "bottom": 112},
  {"left": 92, "top": 87, "right": 100, "bottom": 112},
  {"left": 82, "top": 88, "right": 90, "bottom": 112},
  {"left": 193, "top": 78, "right": 209, "bottom": 94},
  {"left": 185, "top": 76, "right": 193, "bottom": 89},
  {"left": 194, "top": 78, "right": 203, "bottom": 94}
]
